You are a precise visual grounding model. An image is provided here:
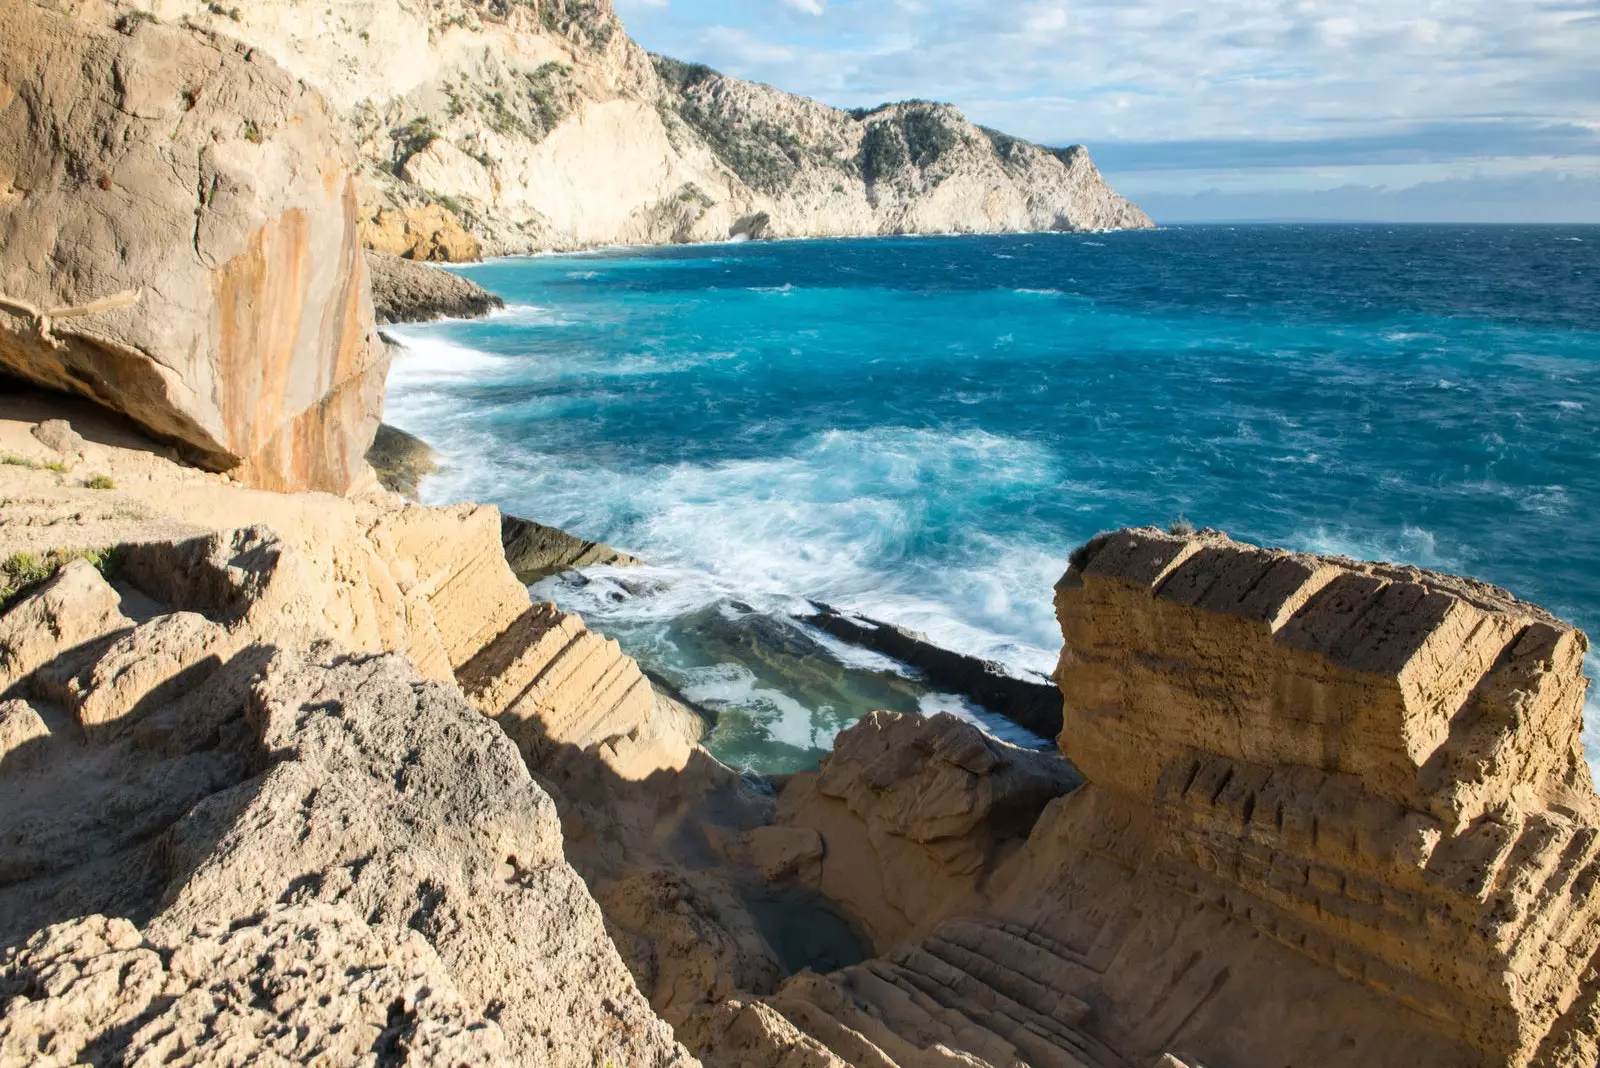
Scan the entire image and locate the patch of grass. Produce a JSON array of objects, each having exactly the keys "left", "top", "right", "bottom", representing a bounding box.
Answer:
[
  {"left": 0, "top": 547, "right": 115, "bottom": 612},
  {"left": 1, "top": 452, "right": 69, "bottom": 473},
  {"left": 84, "top": 474, "right": 116, "bottom": 490},
  {"left": 1168, "top": 517, "right": 1196, "bottom": 536},
  {"left": 241, "top": 120, "right": 262, "bottom": 144}
]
